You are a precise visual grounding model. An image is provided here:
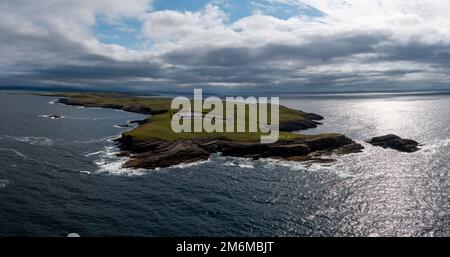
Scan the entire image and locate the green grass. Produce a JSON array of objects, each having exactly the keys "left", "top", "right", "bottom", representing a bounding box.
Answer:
[
  {"left": 123, "top": 112, "right": 320, "bottom": 142},
  {"left": 43, "top": 93, "right": 172, "bottom": 113},
  {"left": 45, "top": 93, "right": 333, "bottom": 142}
]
